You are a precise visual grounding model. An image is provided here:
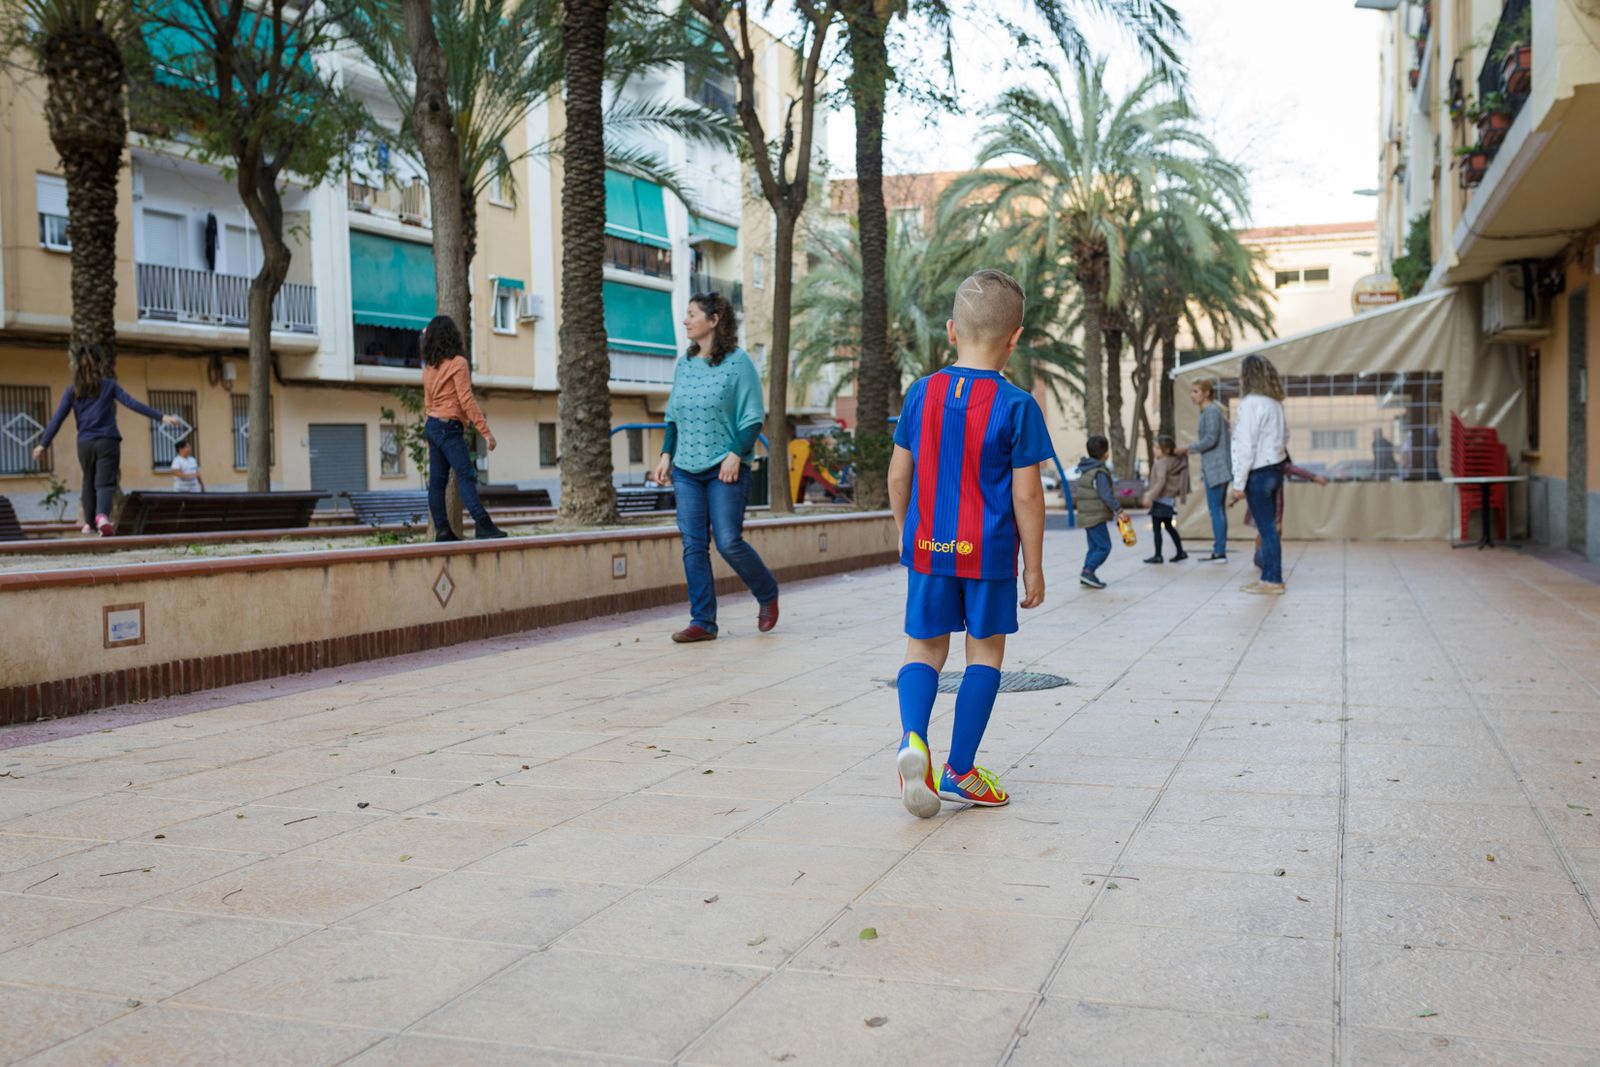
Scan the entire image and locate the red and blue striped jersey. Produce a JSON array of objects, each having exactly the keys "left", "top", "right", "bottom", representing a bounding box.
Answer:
[{"left": 894, "top": 367, "right": 1054, "bottom": 579}]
